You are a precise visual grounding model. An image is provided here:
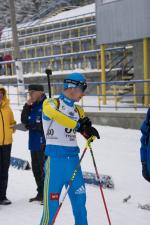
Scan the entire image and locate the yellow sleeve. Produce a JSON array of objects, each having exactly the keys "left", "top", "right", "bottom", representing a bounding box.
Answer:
[
  {"left": 75, "top": 104, "right": 85, "bottom": 119},
  {"left": 43, "top": 98, "right": 78, "bottom": 129},
  {"left": 9, "top": 108, "right": 16, "bottom": 133}
]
